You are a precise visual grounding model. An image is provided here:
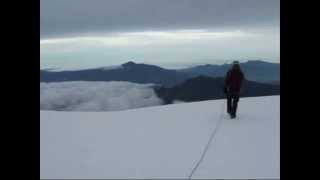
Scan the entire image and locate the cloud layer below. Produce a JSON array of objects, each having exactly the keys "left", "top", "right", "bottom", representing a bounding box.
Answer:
[{"left": 40, "top": 81, "right": 163, "bottom": 111}]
